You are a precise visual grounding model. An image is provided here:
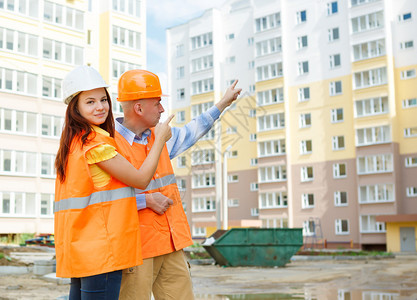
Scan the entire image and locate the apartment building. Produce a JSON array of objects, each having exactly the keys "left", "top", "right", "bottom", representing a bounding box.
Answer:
[
  {"left": 167, "top": 0, "right": 417, "bottom": 249},
  {"left": 0, "top": 0, "right": 145, "bottom": 236}
]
